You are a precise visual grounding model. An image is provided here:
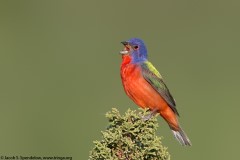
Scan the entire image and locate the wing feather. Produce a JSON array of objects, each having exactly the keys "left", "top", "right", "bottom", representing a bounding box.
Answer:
[{"left": 141, "top": 61, "right": 179, "bottom": 116}]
